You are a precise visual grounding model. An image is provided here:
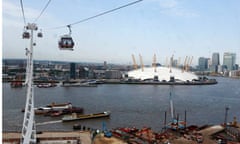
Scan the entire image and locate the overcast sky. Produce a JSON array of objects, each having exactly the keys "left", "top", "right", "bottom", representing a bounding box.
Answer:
[{"left": 2, "top": 0, "right": 240, "bottom": 65}]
